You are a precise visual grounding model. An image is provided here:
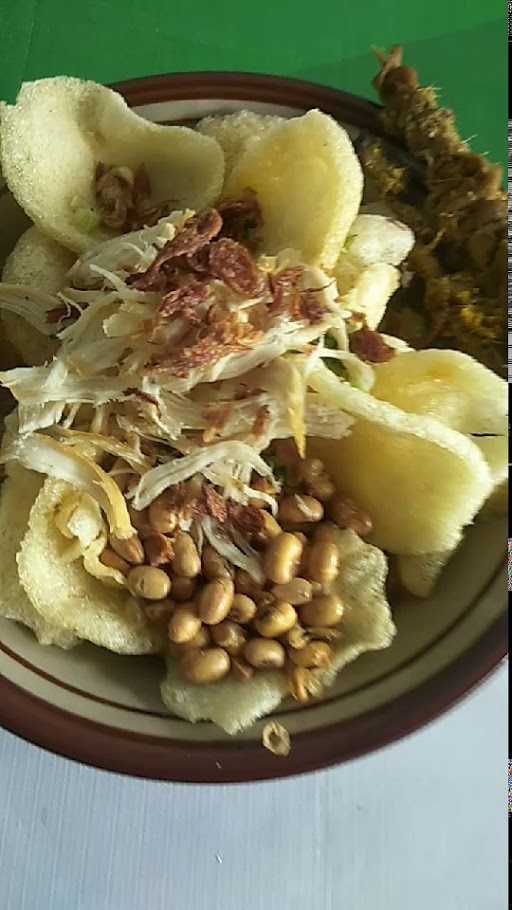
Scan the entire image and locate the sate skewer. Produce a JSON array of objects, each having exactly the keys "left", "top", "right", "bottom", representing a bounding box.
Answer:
[{"left": 359, "top": 45, "right": 506, "bottom": 376}]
